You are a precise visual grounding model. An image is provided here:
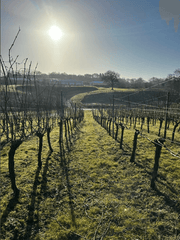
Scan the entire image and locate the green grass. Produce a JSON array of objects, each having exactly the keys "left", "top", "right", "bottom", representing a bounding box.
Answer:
[
  {"left": 0, "top": 111, "right": 180, "bottom": 239},
  {"left": 71, "top": 87, "right": 136, "bottom": 106}
]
